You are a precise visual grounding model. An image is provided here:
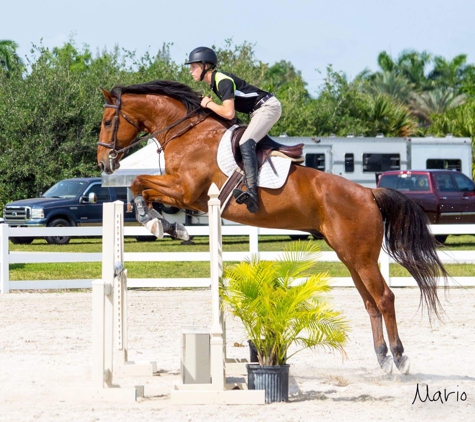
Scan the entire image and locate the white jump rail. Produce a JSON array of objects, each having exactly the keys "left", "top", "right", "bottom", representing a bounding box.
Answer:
[{"left": 1, "top": 222, "right": 475, "bottom": 294}]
